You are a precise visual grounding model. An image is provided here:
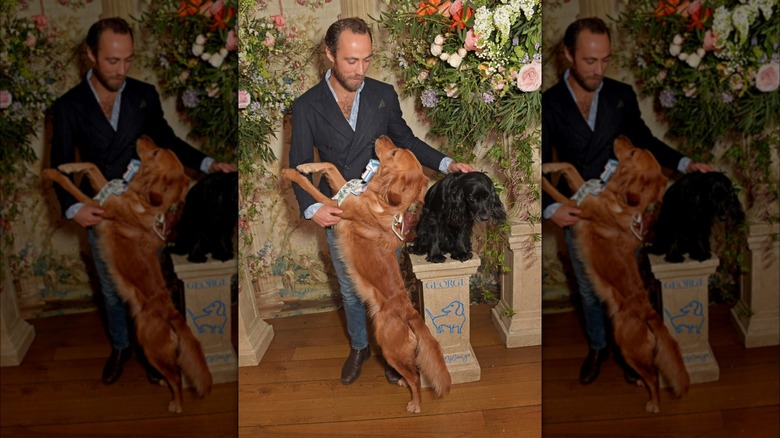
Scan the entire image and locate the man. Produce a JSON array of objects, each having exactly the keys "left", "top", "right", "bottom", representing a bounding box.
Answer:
[
  {"left": 50, "top": 17, "right": 235, "bottom": 385},
  {"left": 289, "top": 17, "right": 473, "bottom": 385},
  {"left": 542, "top": 17, "right": 711, "bottom": 385}
]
